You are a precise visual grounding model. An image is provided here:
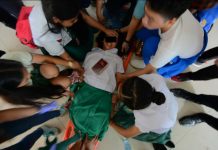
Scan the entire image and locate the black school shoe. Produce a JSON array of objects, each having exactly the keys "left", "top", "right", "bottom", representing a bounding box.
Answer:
[
  {"left": 153, "top": 141, "right": 175, "bottom": 150},
  {"left": 179, "top": 113, "right": 204, "bottom": 127},
  {"left": 170, "top": 88, "right": 194, "bottom": 100}
]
